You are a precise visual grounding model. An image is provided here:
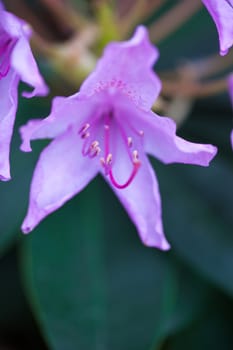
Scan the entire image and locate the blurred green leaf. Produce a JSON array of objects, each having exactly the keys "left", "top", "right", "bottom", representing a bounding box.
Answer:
[
  {"left": 19, "top": 177, "right": 210, "bottom": 350},
  {"left": 0, "top": 247, "right": 47, "bottom": 349},
  {"left": 153, "top": 101, "right": 233, "bottom": 297},
  {"left": 0, "top": 95, "right": 50, "bottom": 256},
  {"left": 167, "top": 290, "right": 233, "bottom": 350},
  {"left": 155, "top": 158, "right": 233, "bottom": 297}
]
